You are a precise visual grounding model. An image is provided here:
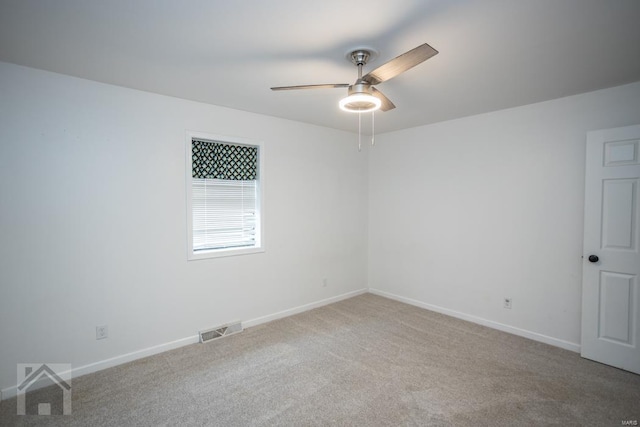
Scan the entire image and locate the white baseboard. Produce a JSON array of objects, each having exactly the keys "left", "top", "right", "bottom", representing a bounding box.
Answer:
[
  {"left": 243, "top": 288, "right": 368, "bottom": 328},
  {"left": 1, "top": 335, "right": 200, "bottom": 401},
  {"left": 0, "top": 288, "right": 368, "bottom": 401},
  {"left": 368, "top": 288, "right": 581, "bottom": 353}
]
